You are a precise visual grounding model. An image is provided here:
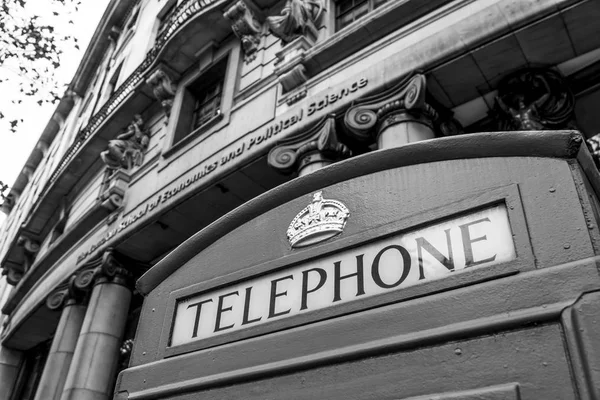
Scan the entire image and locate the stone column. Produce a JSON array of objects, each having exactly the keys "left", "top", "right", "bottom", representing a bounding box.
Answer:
[
  {"left": 60, "top": 250, "right": 132, "bottom": 400},
  {"left": 344, "top": 73, "right": 460, "bottom": 150},
  {"left": 34, "top": 284, "right": 86, "bottom": 400},
  {"left": 0, "top": 345, "right": 23, "bottom": 400},
  {"left": 268, "top": 114, "right": 352, "bottom": 177}
]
